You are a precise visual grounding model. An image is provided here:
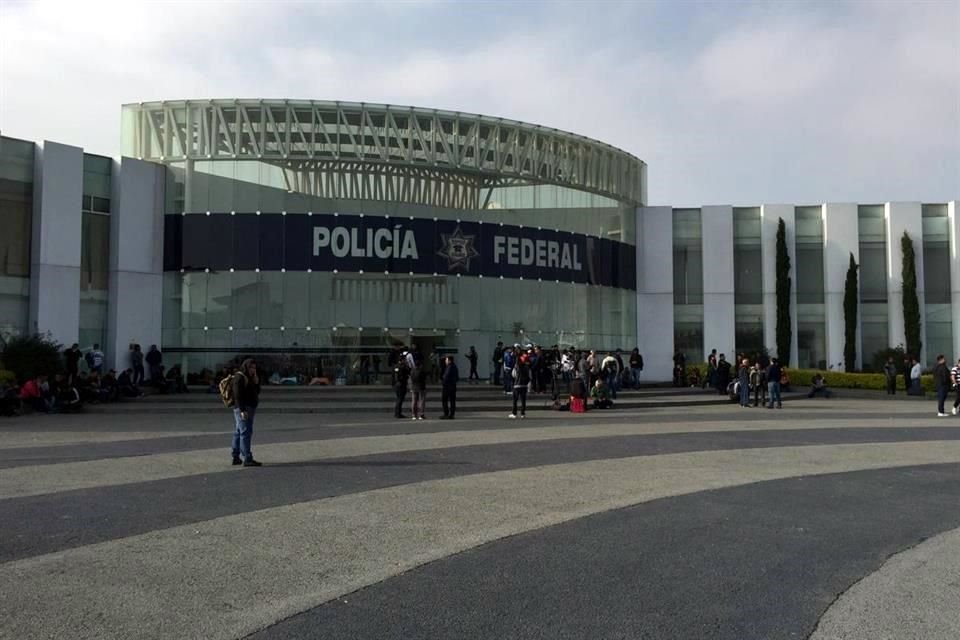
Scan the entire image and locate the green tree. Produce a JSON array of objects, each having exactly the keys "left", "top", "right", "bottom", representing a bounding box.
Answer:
[
  {"left": 775, "top": 218, "right": 792, "bottom": 366},
  {"left": 843, "top": 254, "right": 859, "bottom": 372},
  {"left": 901, "top": 231, "right": 922, "bottom": 359},
  {"left": 0, "top": 333, "right": 64, "bottom": 382}
]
